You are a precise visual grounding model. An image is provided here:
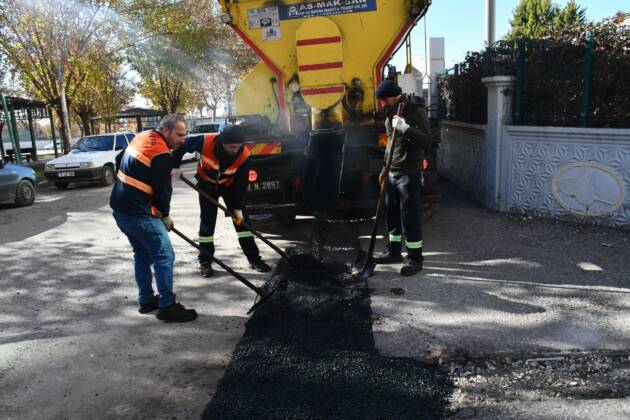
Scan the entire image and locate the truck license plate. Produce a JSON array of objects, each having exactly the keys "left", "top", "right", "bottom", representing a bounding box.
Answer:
[
  {"left": 58, "top": 171, "right": 75, "bottom": 177},
  {"left": 248, "top": 180, "right": 281, "bottom": 192}
]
